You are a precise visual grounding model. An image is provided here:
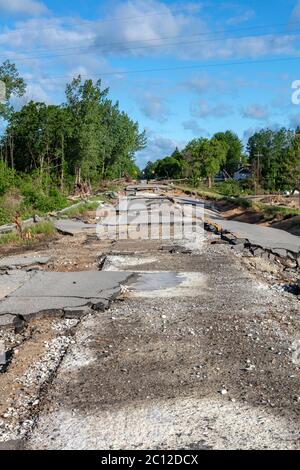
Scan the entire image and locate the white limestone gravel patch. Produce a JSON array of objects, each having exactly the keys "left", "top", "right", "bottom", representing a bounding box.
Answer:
[
  {"left": 0, "top": 318, "right": 78, "bottom": 443},
  {"left": 27, "top": 396, "right": 300, "bottom": 450},
  {"left": 128, "top": 272, "right": 207, "bottom": 298},
  {"left": 59, "top": 315, "right": 98, "bottom": 372},
  {"left": 102, "top": 256, "right": 158, "bottom": 272}
]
